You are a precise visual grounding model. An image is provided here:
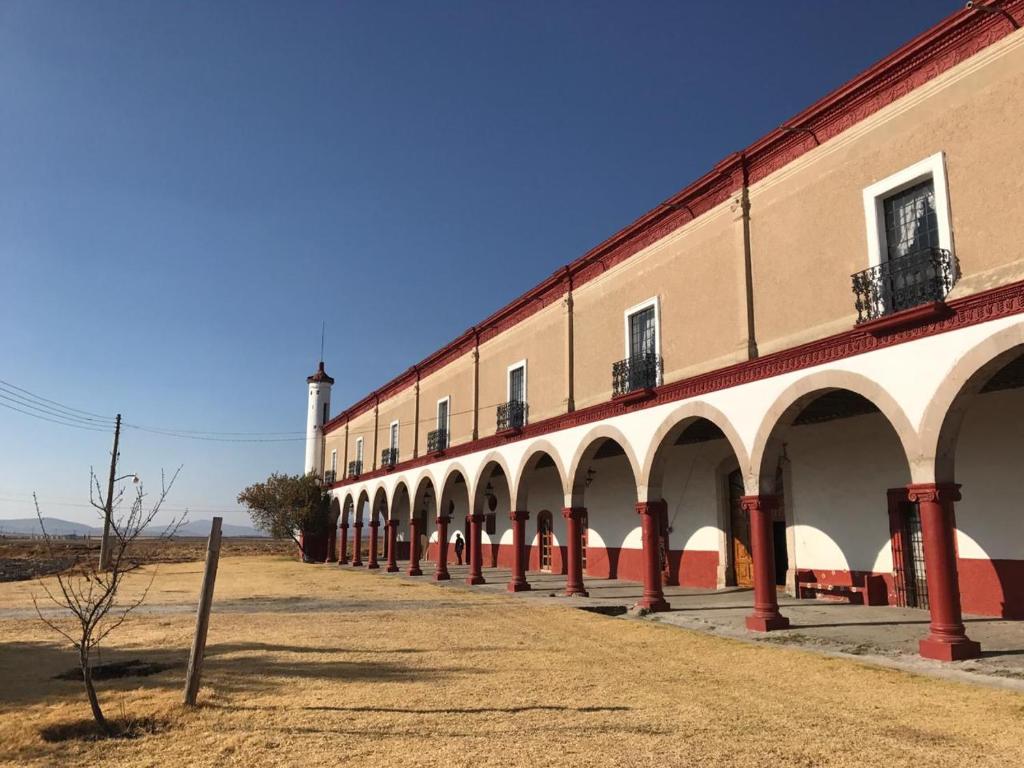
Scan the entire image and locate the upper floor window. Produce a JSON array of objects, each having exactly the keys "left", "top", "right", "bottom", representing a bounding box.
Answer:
[
  {"left": 390, "top": 420, "right": 399, "bottom": 452},
  {"left": 429, "top": 397, "right": 450, "bottom": 452},
  {"left": 854, "top": 153, "right": 958, "bottom": 322},
  {"left": 356, "top": 437, "right": 364, "bottom": 464},
  {"left": 499, "top": 360, "right": 528, "bottom": 431},
  {"left": 331, "top": 450, "right": 338, "bottom": 474},
  {"left": 614, "top": 297, "right": 662, "bottom": 396}
]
